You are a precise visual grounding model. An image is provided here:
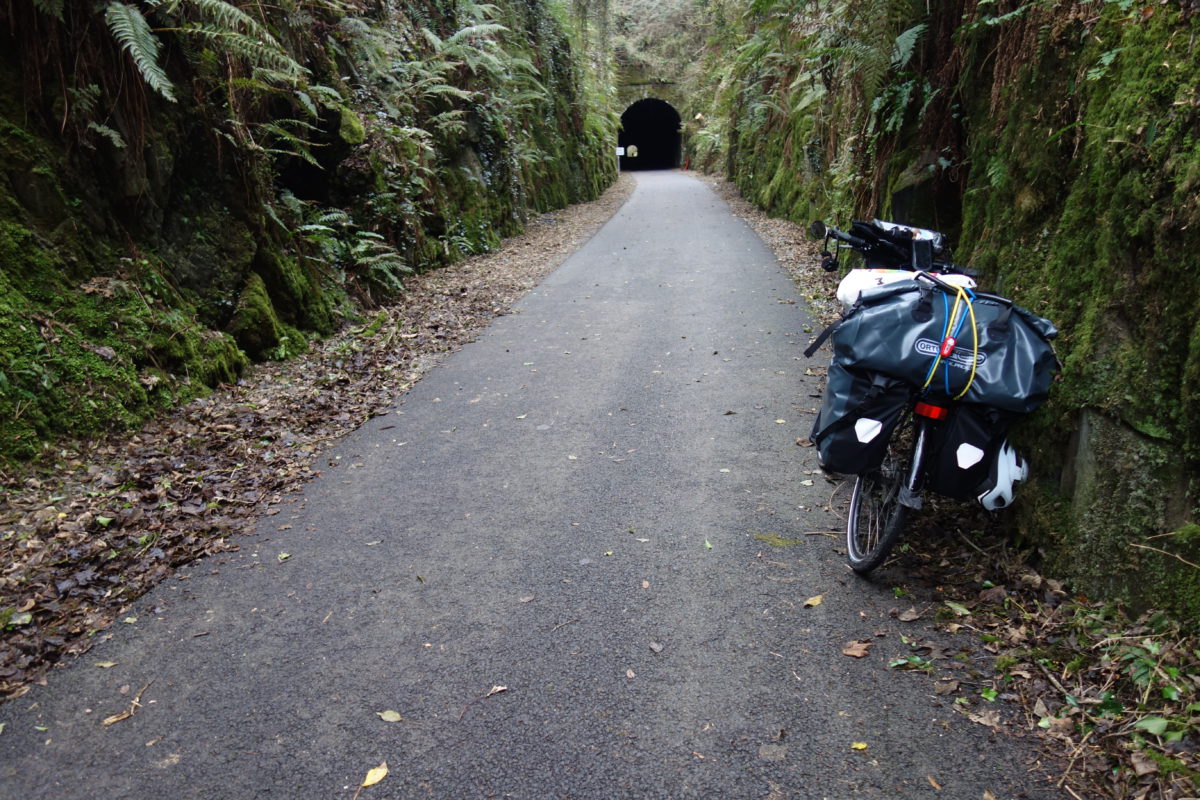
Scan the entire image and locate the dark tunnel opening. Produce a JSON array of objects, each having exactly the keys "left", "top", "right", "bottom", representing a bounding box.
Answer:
[{"left": 618, "top": 98, "right": 681, "bottom": 171}]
